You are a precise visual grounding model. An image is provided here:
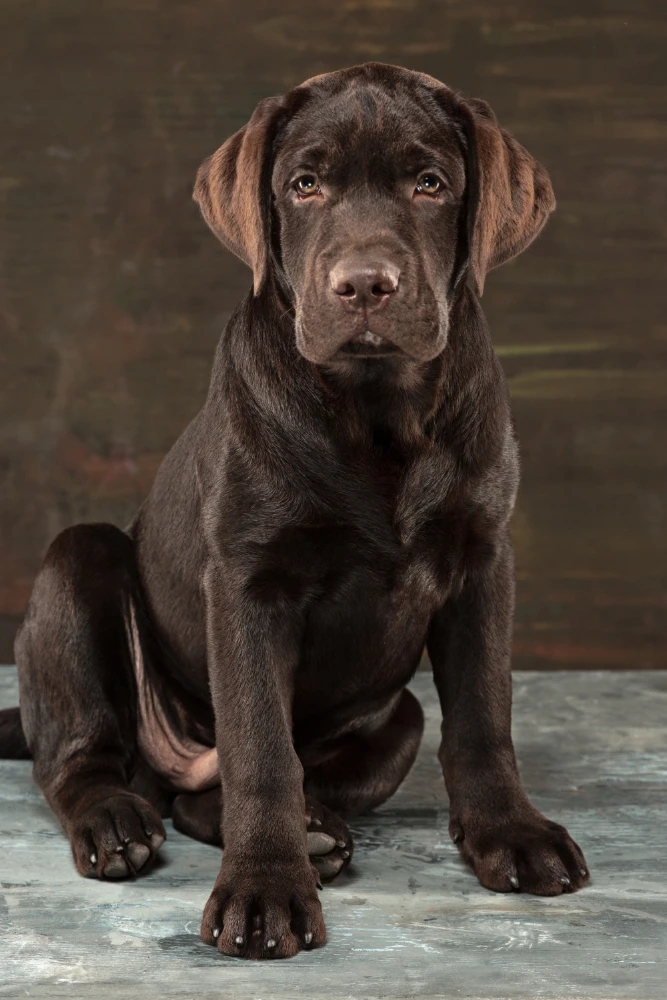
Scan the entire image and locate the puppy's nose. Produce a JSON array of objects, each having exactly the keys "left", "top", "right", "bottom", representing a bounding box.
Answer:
[{"left": 330, "top": 260, "right": 400, "bottom": 310}]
